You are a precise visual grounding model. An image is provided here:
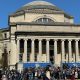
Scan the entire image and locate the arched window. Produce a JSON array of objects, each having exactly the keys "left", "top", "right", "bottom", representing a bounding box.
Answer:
[{"left": 36, "top": 18, "right": 54, "bottom": 23}]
